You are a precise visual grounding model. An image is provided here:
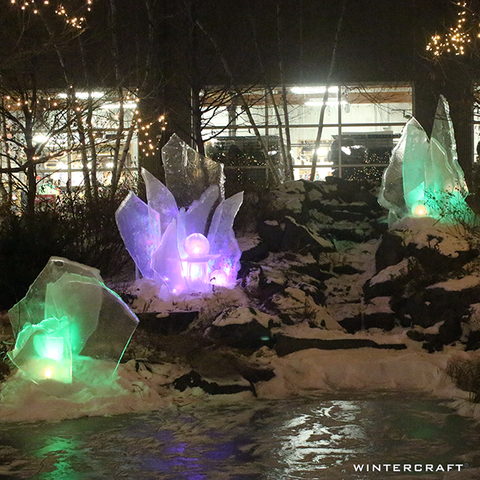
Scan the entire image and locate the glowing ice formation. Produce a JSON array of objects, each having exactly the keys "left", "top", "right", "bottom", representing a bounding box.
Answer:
[
  {"left": 379, "top": 95, "right": 471, "bottom": 225},
  {"left": 117, "top": 168, "right": 243, "bottom": 295},
  {"left": 161, "top": 133, "right": 225, "bottom": 208},
  {"left": 116, "top": 136, "right": 243, "bottom": 296},
  {"left": 8, "top": 257, "right": 139, "bottom": 384}
]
